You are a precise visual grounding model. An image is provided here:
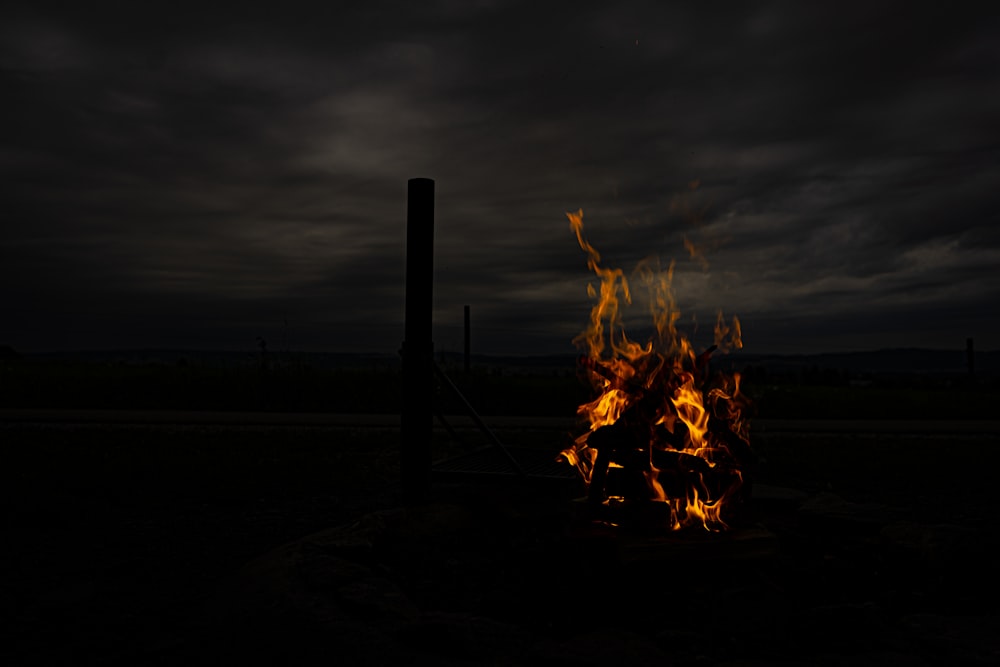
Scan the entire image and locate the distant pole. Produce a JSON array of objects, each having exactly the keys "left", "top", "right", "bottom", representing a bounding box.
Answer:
[
  {"left": 967, "top": 337, "right": 975, "bottom": 377},
  {"left": 401, "top": 178, "right": 435, "bottom": 504},
  {"left": 464, "top": 305, "right": 471, "bottom": 375}
]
